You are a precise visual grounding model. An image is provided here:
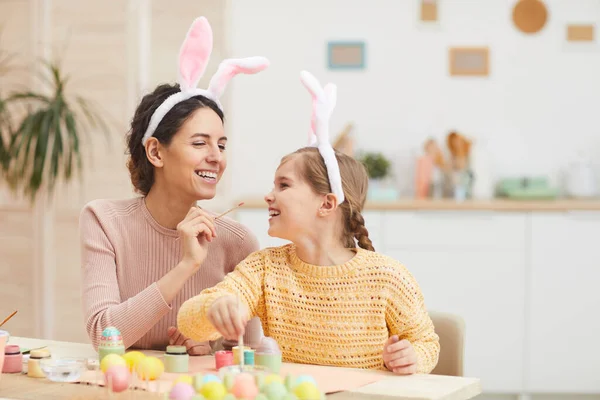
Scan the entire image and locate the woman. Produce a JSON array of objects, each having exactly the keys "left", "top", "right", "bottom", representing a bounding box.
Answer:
[{"left": 79, "top": 16, "right": 268, "bottom": 354}]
